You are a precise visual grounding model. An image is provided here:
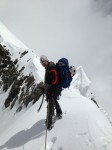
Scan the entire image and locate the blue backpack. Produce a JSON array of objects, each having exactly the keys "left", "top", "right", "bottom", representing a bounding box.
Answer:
[{"left": 56, "top": 58, "right": 72, "bottom": 88}]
